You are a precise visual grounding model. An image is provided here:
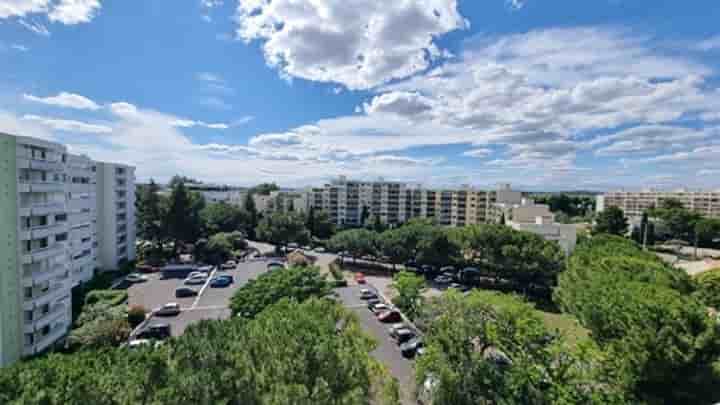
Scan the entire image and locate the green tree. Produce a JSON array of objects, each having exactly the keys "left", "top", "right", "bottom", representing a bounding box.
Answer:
[
  {"left": 201, "top": 201, "right": 249, "bottom": 235},
  {"left": 415, "top": 226, "right": 459, "bottom": 268},
  {"left": 378, "top": 229, "right": 412, "bottom": 271},
  {"left": 695, "top": 268, "right": 720, "bottom": 309},
  {"left": 631, "top": 211, "right": 655, "bottom": 247},
  {"left": 328, "top": 228, "right": 377, "bottom": 263},
  {"left": 164, "top": 181, "right": 205, "bottom": 255},
  {"left": 244, "top": 192, "right": 259, "bottom": 239},
  {"left": 593, "top": 206, "right": 629, "bottom": 236},
  {"left": 255, "top": 212, "right": 310, "bottom": 251},
  {"left": 695, "top": 218, "right": 720, "bottom": 249},
  {"left": 305, "top": 206, "right": 335, "bottom": 240},
  {"left": 248, "top": 182, "right": 279, "bottom": 195},
  {"left": 390, "top": 271, "right": 425, "bottom": 319},
  {"left": 135, "top": 179, "right": 166, "bottom": 258},
  {"left": 230, "top": 266, "right": 331, "bottom": 318},
  {"left": 416, "top": 290, "right": 627, "bottom": 404},
  {"left": 203, "top": 233, "right": 234, "bottom": 264}
]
